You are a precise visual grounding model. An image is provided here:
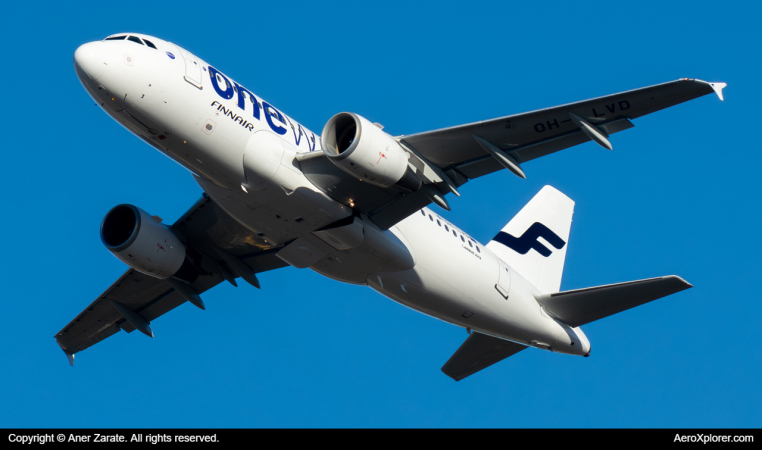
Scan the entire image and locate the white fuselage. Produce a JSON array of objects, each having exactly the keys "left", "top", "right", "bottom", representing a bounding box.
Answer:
[{"left": 74, "top": 34, "right": 590, "bottom": 356}]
